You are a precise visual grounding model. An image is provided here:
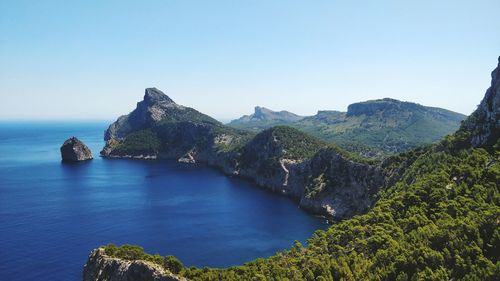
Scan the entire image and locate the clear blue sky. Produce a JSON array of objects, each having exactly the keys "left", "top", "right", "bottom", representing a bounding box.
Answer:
[{"left": 1, "top": 0, "right": 499, "bottom": 121}]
